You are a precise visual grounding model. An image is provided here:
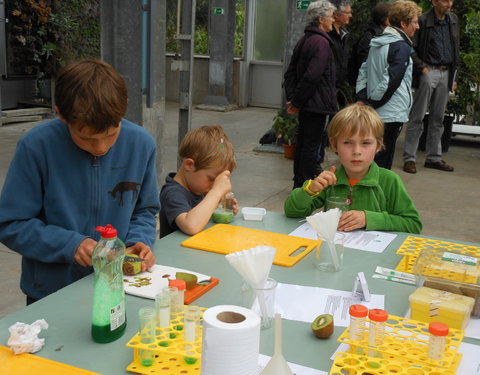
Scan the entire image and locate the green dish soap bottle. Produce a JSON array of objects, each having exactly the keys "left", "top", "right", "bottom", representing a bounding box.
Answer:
[{"left": 91, "top": 224, "right": 127, "bottom": 343}]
